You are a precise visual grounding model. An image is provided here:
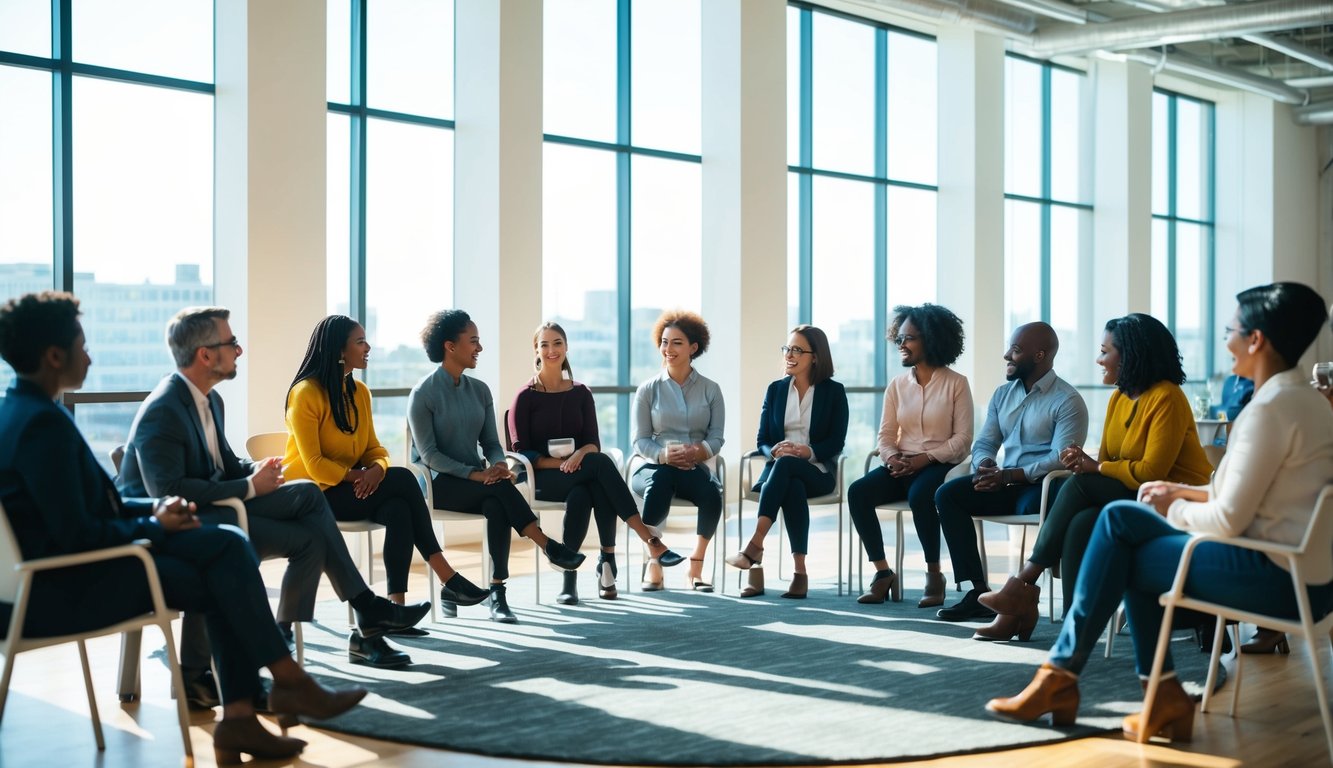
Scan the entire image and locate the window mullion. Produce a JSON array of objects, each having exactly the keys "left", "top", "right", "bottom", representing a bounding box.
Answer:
[{"left": 52, "top": 0, "right": 73, "bottom": 292}]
